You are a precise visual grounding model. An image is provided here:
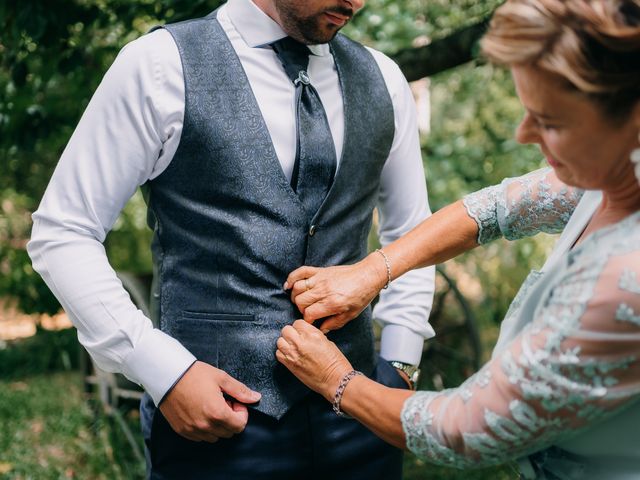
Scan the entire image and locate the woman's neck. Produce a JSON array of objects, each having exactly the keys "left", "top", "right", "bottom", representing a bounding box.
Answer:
[
  {"left": 599, "top": 177, "right": 640, "bottom": 221},
  {"left": 573, "top": 180, "right": 640, "bottom": 248}
]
